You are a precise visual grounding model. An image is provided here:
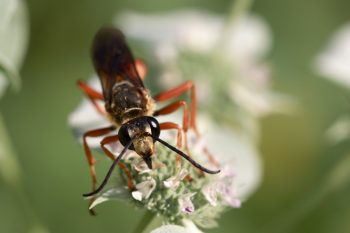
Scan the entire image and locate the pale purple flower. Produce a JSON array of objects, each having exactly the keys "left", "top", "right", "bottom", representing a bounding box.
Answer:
[
  {"left": 178, "top": 193, "right": 196, "bottom": 214},
  {"left": 202, "top": 166, "right": 241, "bottom": 208}
]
